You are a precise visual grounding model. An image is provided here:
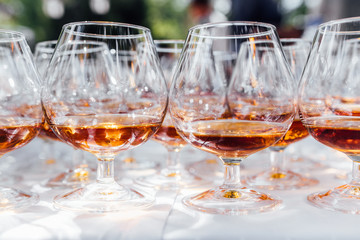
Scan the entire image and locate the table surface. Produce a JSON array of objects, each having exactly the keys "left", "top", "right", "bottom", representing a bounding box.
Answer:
[{"left": 0, "top": 137, "right": 358, "bottom": 240}]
